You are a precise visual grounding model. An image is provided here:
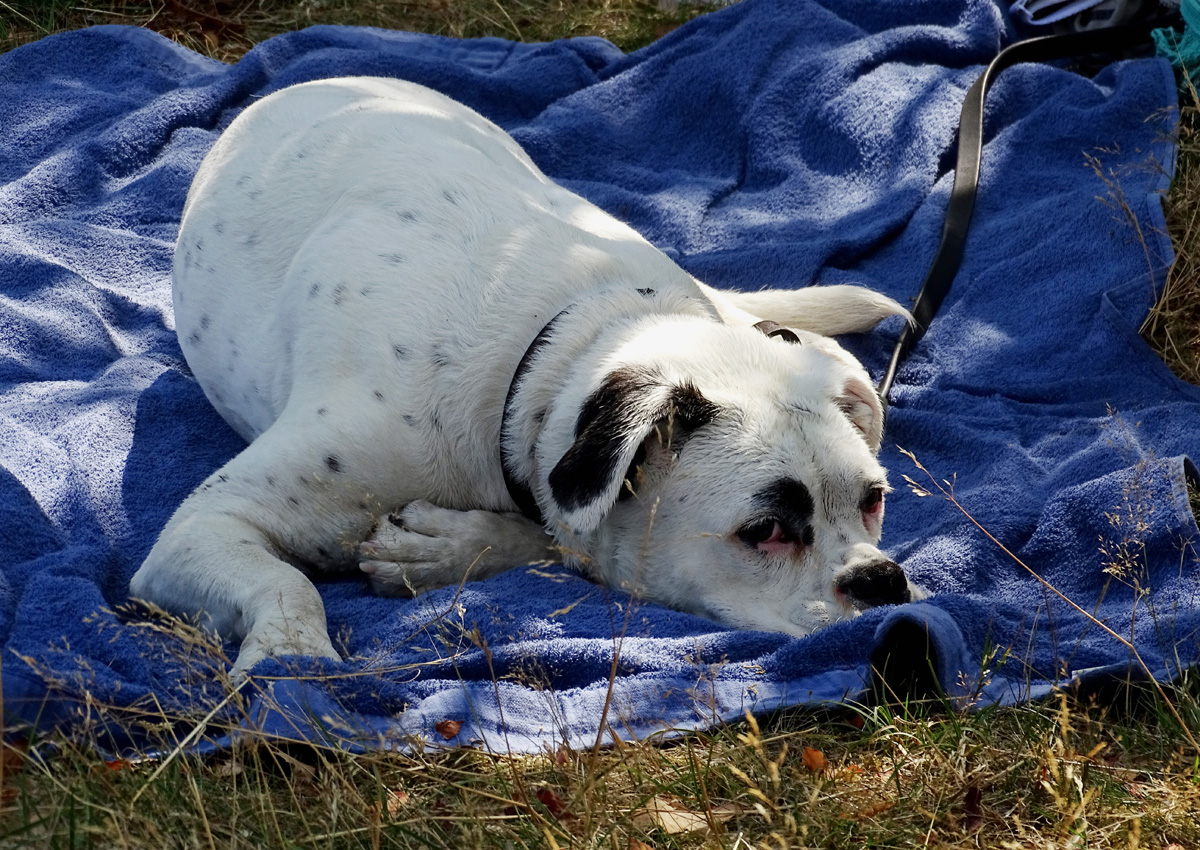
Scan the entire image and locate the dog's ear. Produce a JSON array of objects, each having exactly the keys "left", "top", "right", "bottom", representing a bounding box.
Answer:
[
  {"left": 548, "top": 367, "right": 719, "bottom": 534},
  {"left": 836, "top": 373, "right": 884, "bottom": 453}
]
